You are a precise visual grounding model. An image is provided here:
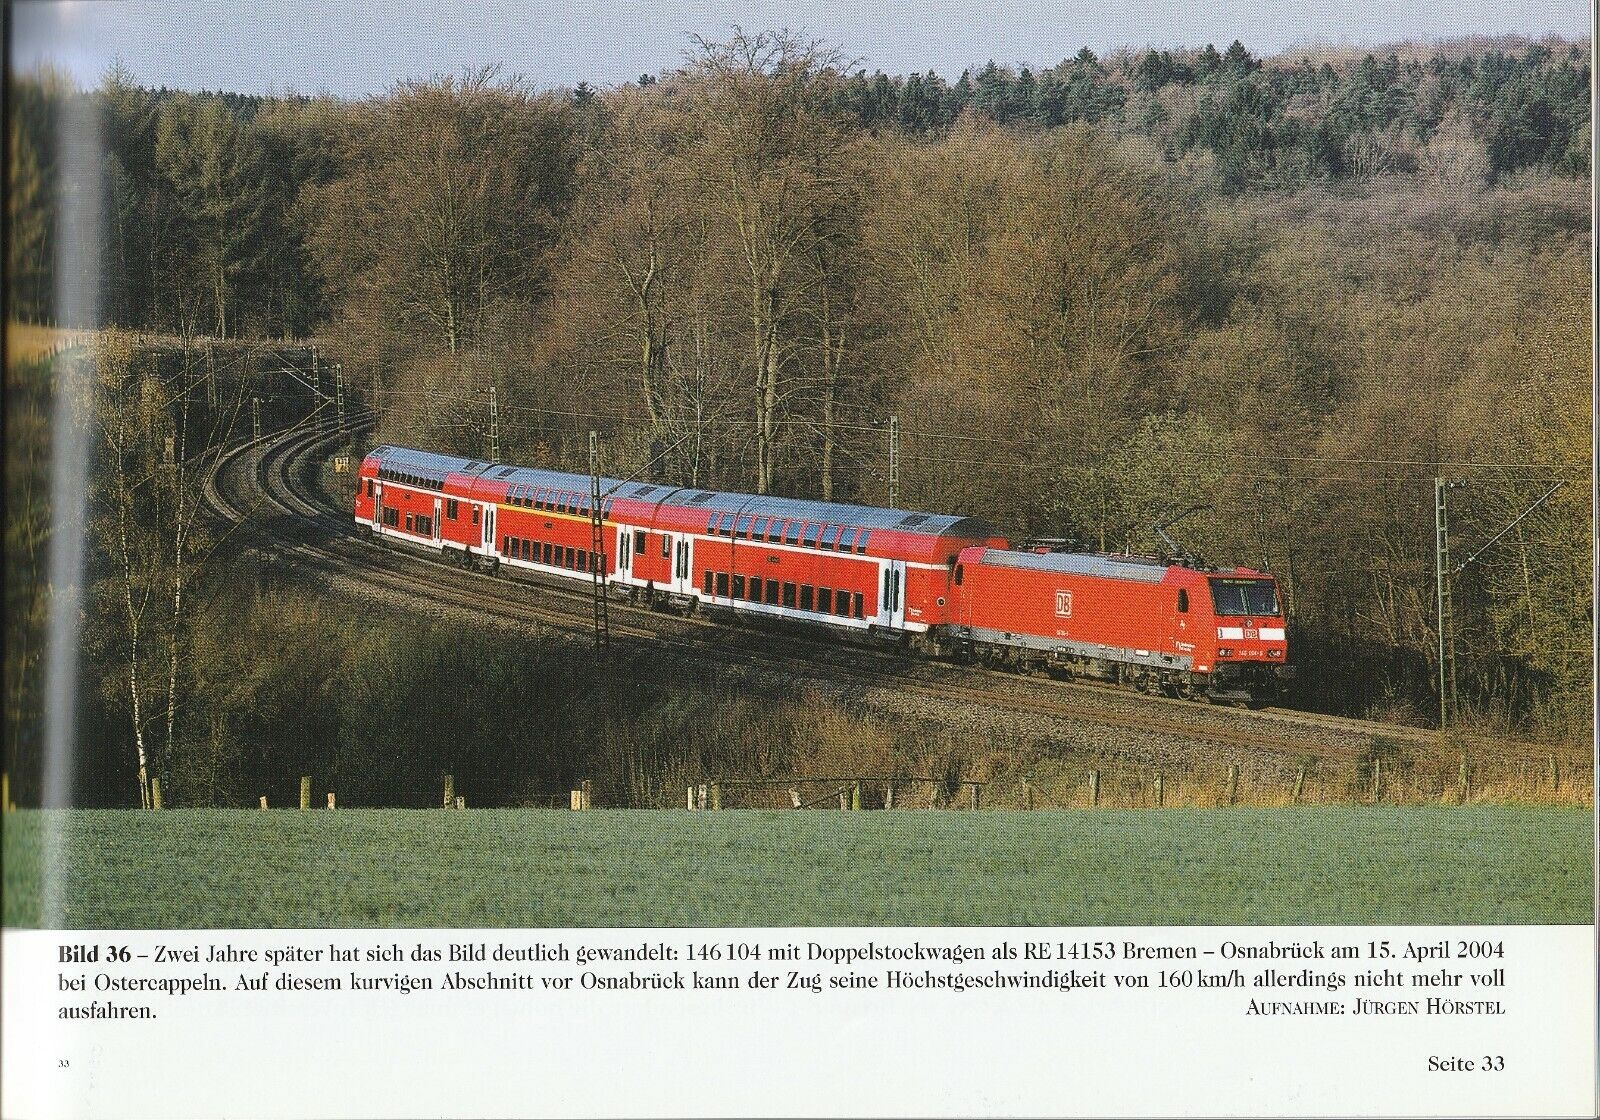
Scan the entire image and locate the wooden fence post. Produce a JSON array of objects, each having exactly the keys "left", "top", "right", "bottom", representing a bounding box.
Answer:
[
  {"left": 299, "top": 776, "right": 311, "bottom": 810},
  {"left": 455, "top": 795, "right": 465, "bottom": 809},
  {"left": 789, "top": 788, "right": 802, "bottom": 809},
  {"left": 1089, "top": 769, "right": 1100, "bottom": 808},
  {"left": 884, "top": 782, "right": 894, "bottom": 810},
  {"left": 1458, "top": 753, "right": 1470, "bottom": 804},
  {"left": 1371, "top": 758, "right": 1382, "bottom": 803},
  {"left": 443, "top": 774, "right": 454, "bottom": 809},
  {"left": 711, "top": 782, "right": 721, "bottom": 811},
  {"left": 2, "top": 773, "right": 9, "bottom": 812},
  {"left": 259, "top": 795, "right": 268, "bottom": 810},
  {"left": 1547, "top": 755, "right": 1559, "bottom": 793},
  {"left": 837, "top": 789, "right": 847, "bottom": 811},
  {"left": 970, "top": 783, "right": 980, "bottom": 811},
  {"left": 851, "top": 781, "right": 861, "bottom": 811},
  {"left": 582, "top": 779, "right": 593, "bottom": 810},
  {"left": 151, "top": 778, "right": 163, "bottom": 810},
  {"left": 688, "top": 785, "right": 696, "bottom": 810},
  {"left": 1023, "top": 780, "right": 1034, "bottom": 810},
  {"left": 326, "top": 792, "right": 336, "bottom": 810},
  {"left": 698, "top": 783, "right": 708, "bottom": 811},
  {"left": 1293, "top": 766, "right": 1306, "bottom": 803},
  {"left": 1225, "top": 765, "right": 1238, "bottom": 806},
  {"left": 1154, "top": 773, "right": 1164, "bottom": 808}
]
